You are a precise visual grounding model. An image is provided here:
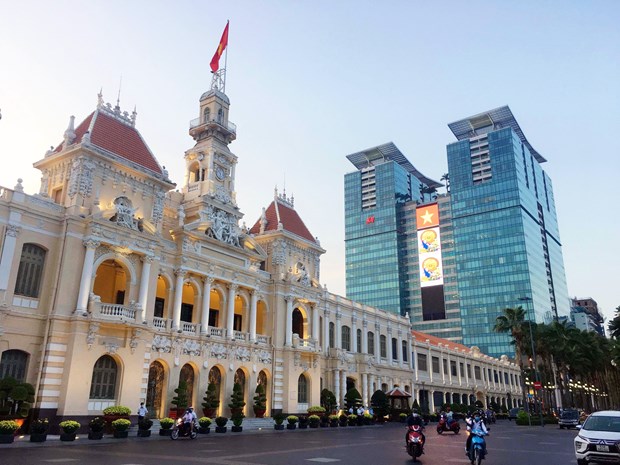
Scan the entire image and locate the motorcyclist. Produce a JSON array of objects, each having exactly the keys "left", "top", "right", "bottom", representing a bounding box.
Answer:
[
  {"left": 465, "top": 411, "right": 488, "bottom": 456},
  {"left": 182, "top": 406, "right": 197, "bottom": 434},
  {"left": 405, "top": 409, "right": 426, "bottom": 450},
  {"left": 441, "top": 405, "right": 454, "bottom": 428}
]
